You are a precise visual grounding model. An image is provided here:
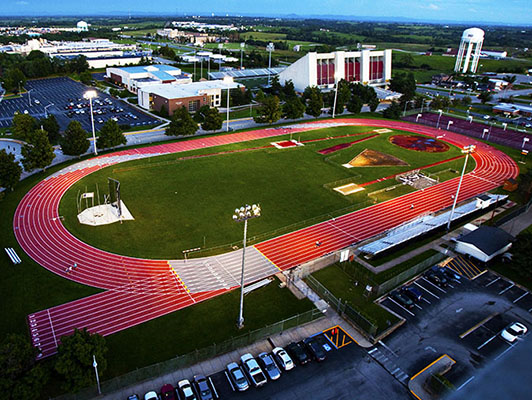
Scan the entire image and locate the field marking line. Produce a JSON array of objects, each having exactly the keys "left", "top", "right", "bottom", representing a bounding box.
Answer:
[
  {"left": 513, "top": 292, "right": 528, "bottom": 304},
  {"left": 460, "top": 313, "right": 499, "bottom": 339},
  {"left": 253, "top": 246, "right": 281, "bottom": 272},
  {"left": 414, "top": 281, "right": 440, "bottom": 299},
  {"left": 47, "top": 309, "right": 58, "bottom": 348}
]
